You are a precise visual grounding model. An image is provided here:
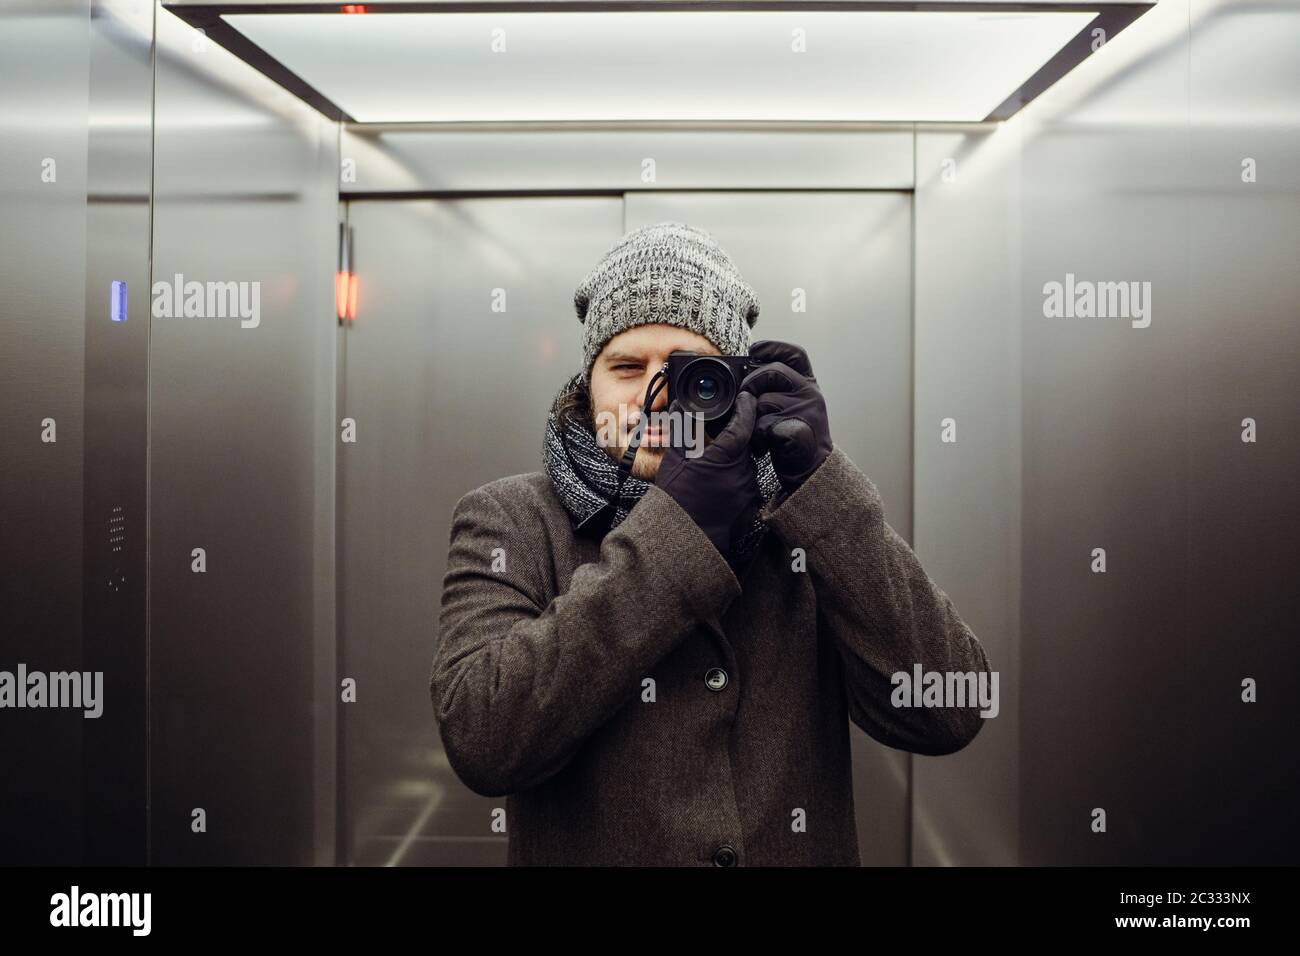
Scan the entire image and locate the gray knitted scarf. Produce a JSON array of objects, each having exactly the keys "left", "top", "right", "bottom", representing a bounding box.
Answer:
[{"left": 542, "top": 373, "right": 781, "bottom": 562}]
